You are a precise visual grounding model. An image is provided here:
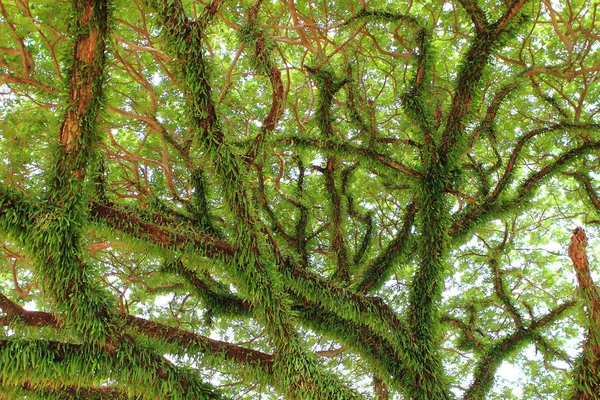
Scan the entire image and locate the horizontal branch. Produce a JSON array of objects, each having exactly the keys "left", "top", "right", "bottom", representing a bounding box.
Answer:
[
  {"left": 289, "top": 137, "right": 420, "bottom": 178},
  {"left": 89, "top": 201, "right": 235, "bottom": 257},
  {"left": 0, "top": 292, "right": 273, "bottom": 376},
  {"left": 7, "top": 382, "right": 138, "bottom": 400},
  {"left": 0, "top": 338, "right": 223, "bottom": 399}
]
